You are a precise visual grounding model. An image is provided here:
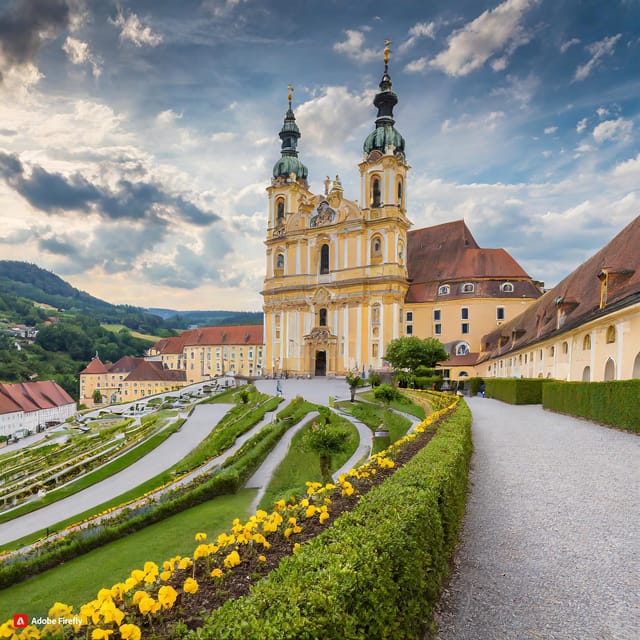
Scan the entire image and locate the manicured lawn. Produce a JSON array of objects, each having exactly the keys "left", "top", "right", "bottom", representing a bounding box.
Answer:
[
  {"left": 360, "top": 390, "right": 427, "bottom": 419},
  {"left": 258, "top": 415, "right": 358, "bottom": 511},
  {"left": 0, "top": 490, "right": 257, "bottom": 621}
]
